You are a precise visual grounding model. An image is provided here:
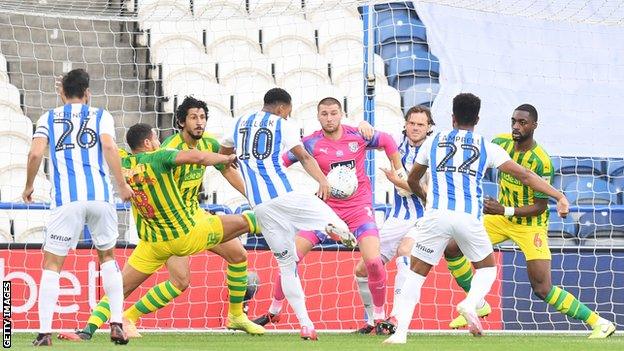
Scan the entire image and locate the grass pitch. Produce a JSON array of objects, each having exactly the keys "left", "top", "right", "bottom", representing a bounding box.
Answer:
[{"left": 9, "top": 332, "right": 623, "bottom": 350}]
